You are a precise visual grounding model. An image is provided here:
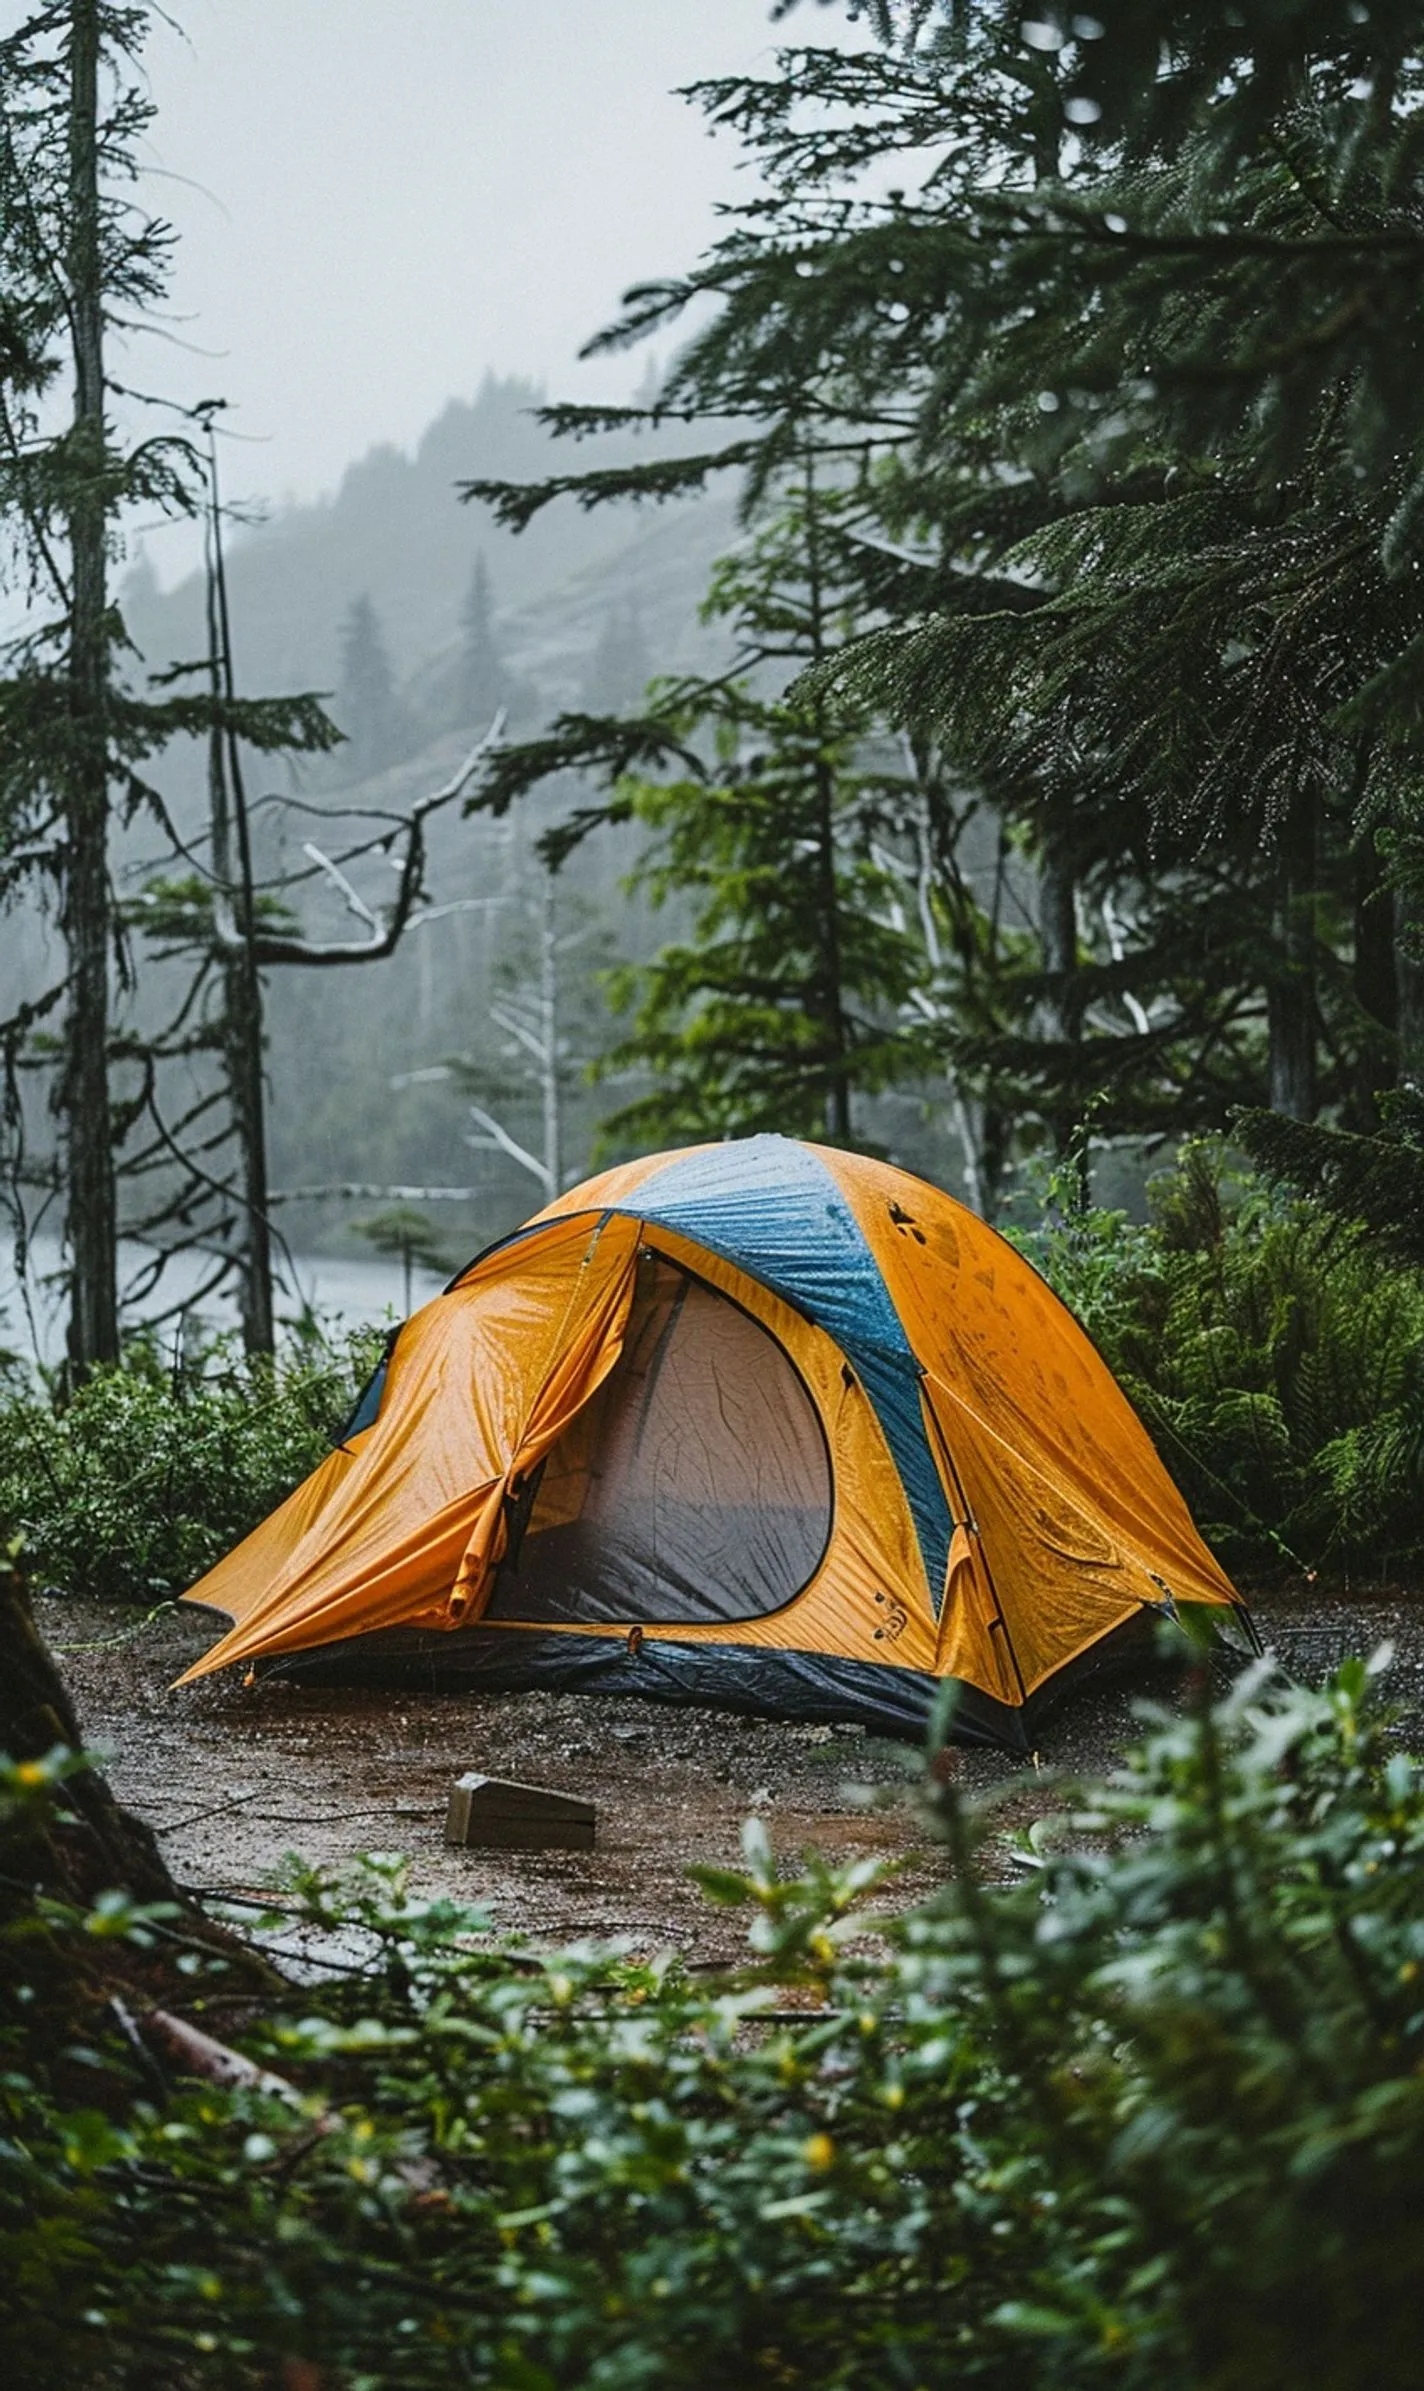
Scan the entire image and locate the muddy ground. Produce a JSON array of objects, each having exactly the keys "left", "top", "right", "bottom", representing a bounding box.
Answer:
[{"left": 38, "top": 1589, "right": 1424, "bottom": 1967}]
